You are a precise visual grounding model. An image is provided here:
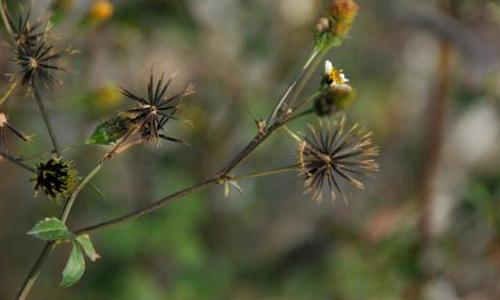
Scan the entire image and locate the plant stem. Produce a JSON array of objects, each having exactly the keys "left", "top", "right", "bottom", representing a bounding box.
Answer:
[
  {"left": 61, "top": 164, "right": 102, "bottom": 222},
  {"left": 75, "top": 164, "right": 301, "bottom": 236},
  {"left": 15, "top": 164, "right": 103, "bottom": 300},
  {"left": 288, "top": 50, "right": 327, "bottom": 108},
  {"left": 0, "top": 149, "right": 35, "bottom": 173},
  {"left": 0, "top": 0, "right": 14, "bottom": 42},
  {"left": 0, "top": 81, "right": 18, "bottom": 108},
  {"left": 33, "top": 84, "right": 61, "bottom": 157},
  {"left": 4, "top": 121, "right": 30, "bottom": 142},
  {"left": 267, "top": 49, "right": 322, "bottom": 127},
  {"left": 230, "top": 164, "right": 299, "bottom": 182},
  {"left": 15, "top": 243, "right": 54, "bottom": 300},
  {"left": 75, "top": 179, "right": 220, "bottom": 235}
]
